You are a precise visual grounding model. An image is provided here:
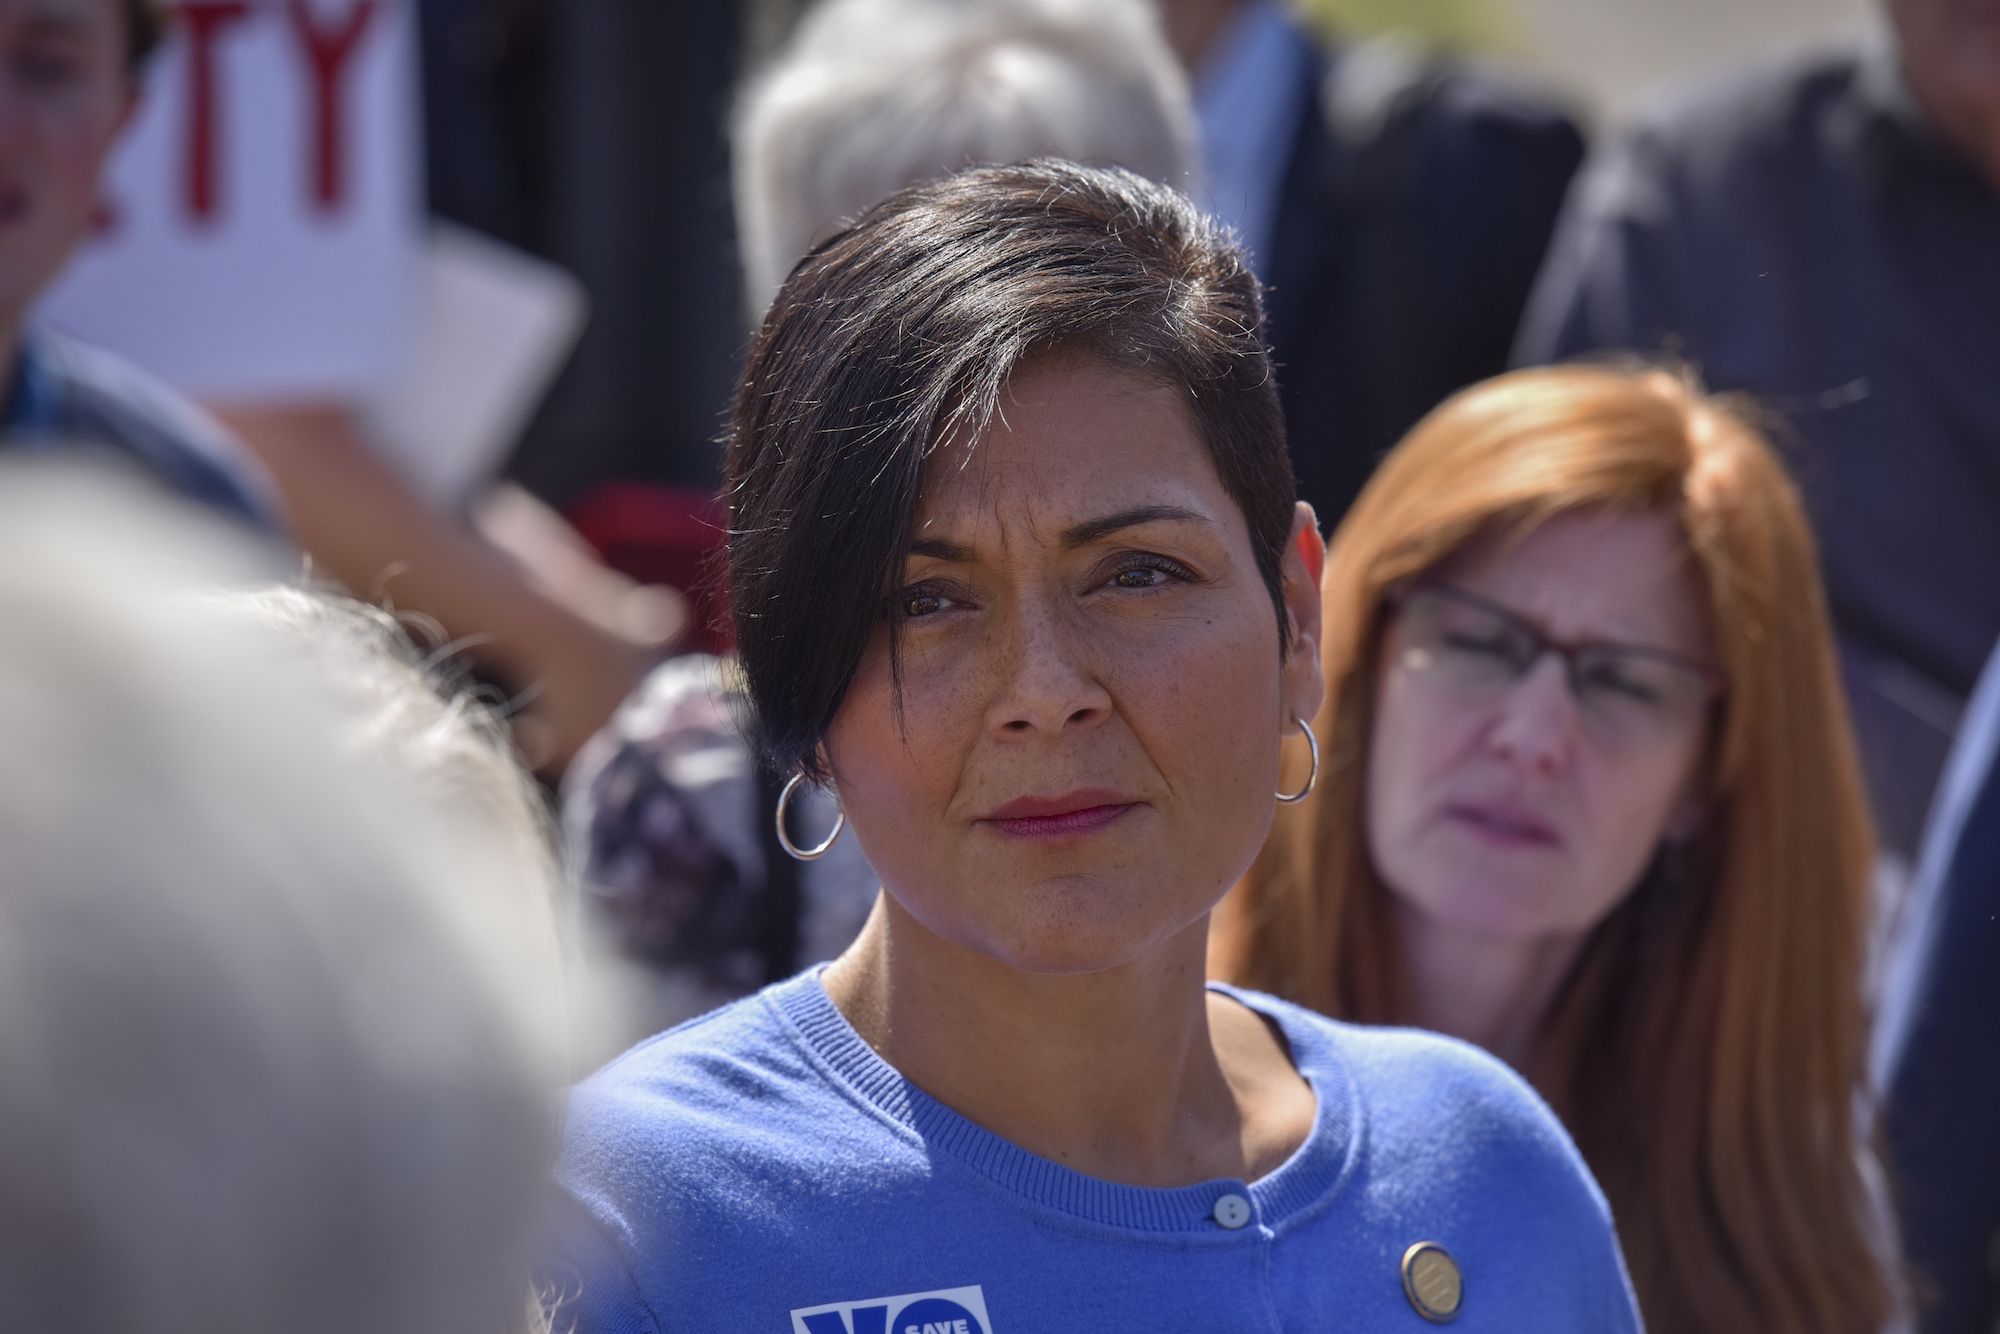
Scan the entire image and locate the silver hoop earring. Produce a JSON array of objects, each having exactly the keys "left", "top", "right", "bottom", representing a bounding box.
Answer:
[
  {"left": 775, "top": 772, "right": 846, "bottom": 860},
  {"left": 1276, "top": 718, "right": 1320, "bottom": 804}
]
